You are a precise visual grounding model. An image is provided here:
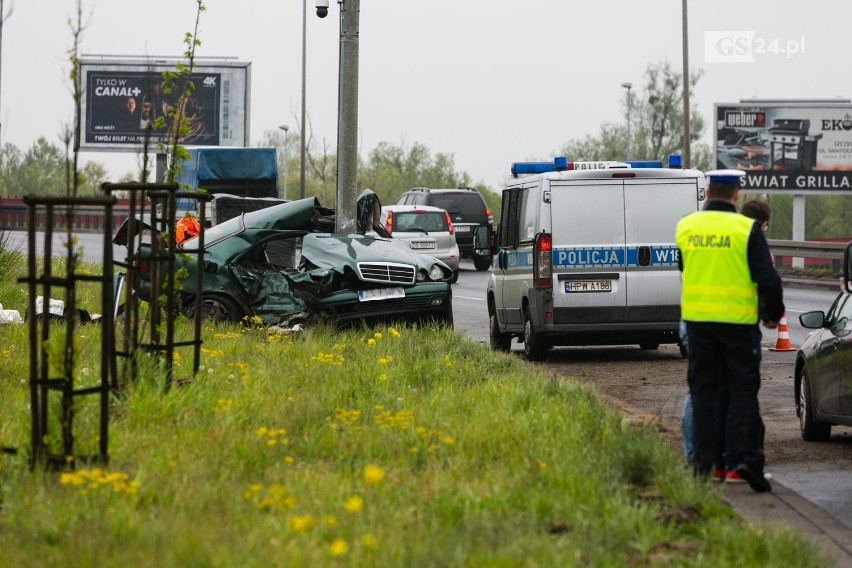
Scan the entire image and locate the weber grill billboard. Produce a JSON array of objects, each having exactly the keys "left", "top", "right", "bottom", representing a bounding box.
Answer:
[
  {"left": 715, "top": 101, "right": 852, "bottom": 193},
  {"left": 80, "top": 58, "right": 250, "bottom": 151}
]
